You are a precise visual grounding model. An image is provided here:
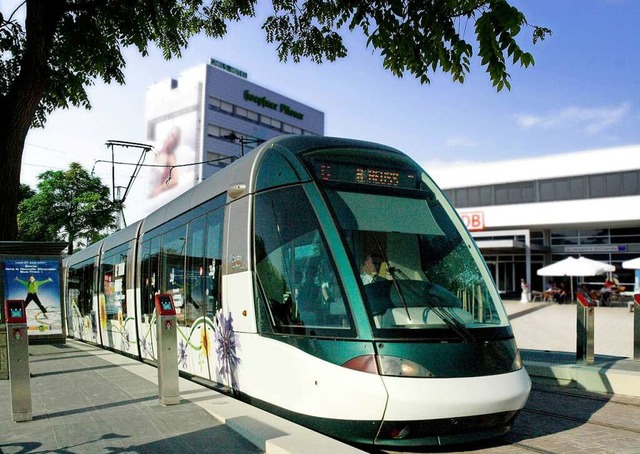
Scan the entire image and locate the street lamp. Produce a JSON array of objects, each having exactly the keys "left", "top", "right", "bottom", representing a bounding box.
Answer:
[{"left": 223, "top": 133, "right": 265, "bottom": 157}]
